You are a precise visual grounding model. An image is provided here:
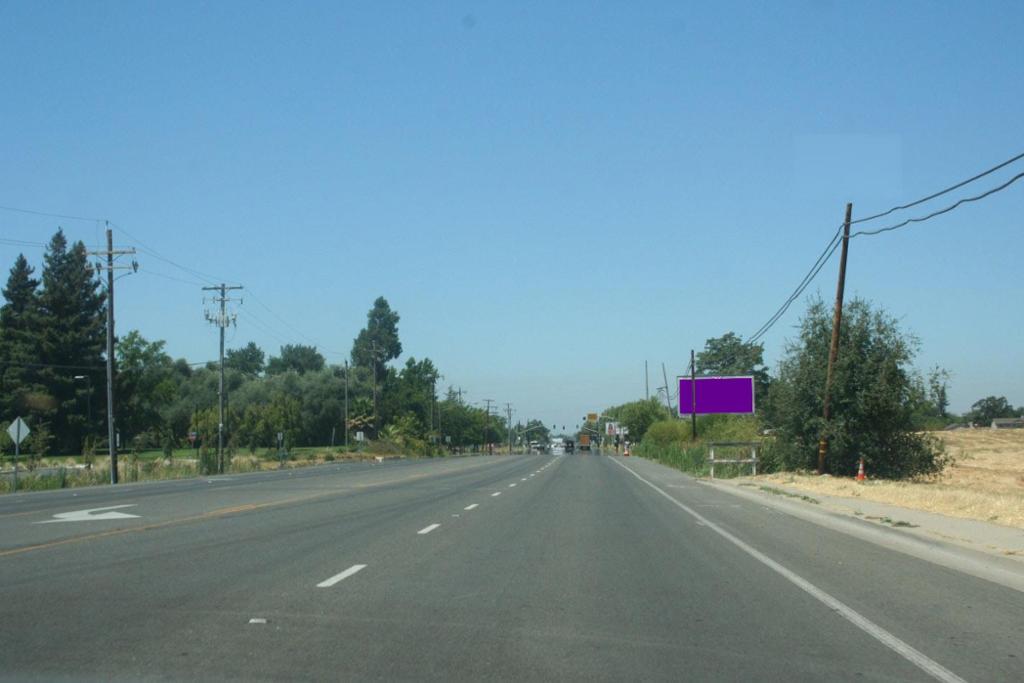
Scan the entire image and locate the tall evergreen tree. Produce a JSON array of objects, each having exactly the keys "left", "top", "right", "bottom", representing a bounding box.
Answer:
[
  {"left": 35, "top": 230, "right": 106, "bottom": 453},
  {"left": 351, "top": 296, "right": 402, "bottom": 379},
  {"left": 0, "top": 254, "right": 42, "bottom": 425}
]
